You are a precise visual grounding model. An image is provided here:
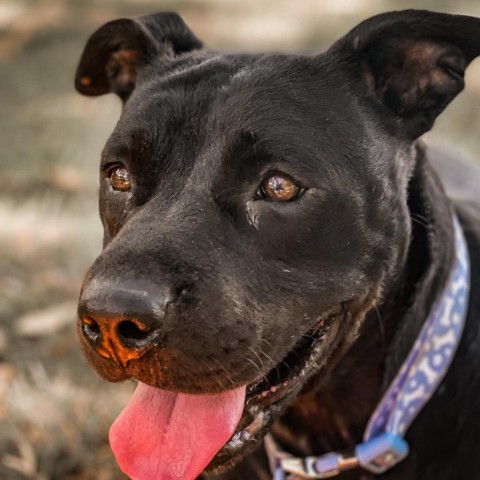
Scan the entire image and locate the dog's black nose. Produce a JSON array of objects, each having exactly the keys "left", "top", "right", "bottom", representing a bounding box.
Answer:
[{"left": 78, "top": 286, "right": 170, "bottom": 366}]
